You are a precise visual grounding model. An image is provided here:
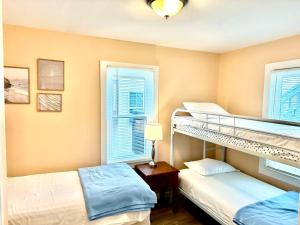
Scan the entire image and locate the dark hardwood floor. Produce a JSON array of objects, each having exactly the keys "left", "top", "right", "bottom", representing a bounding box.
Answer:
[{"left": 151, "top": 195, "right": 220, "bottom": 225}]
